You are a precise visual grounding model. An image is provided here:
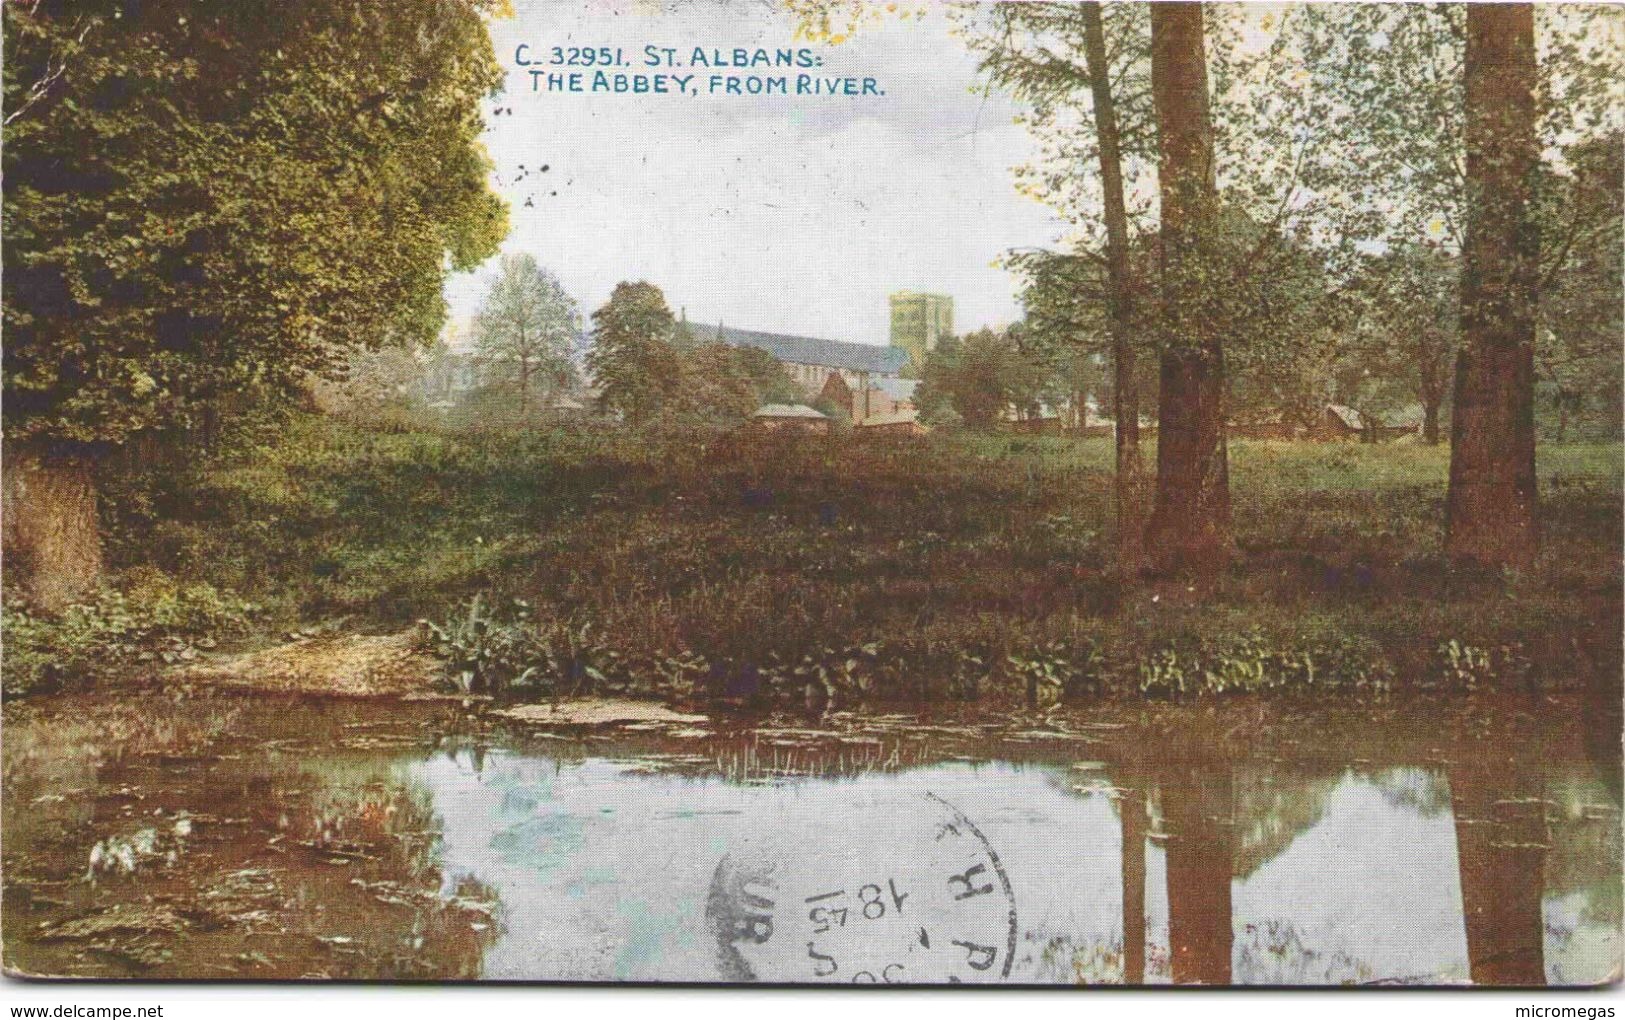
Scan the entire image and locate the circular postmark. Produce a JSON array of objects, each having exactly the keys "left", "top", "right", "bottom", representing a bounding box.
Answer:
[{"left": 706, "top": 791, "right": 1017, "bottom": 984}]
